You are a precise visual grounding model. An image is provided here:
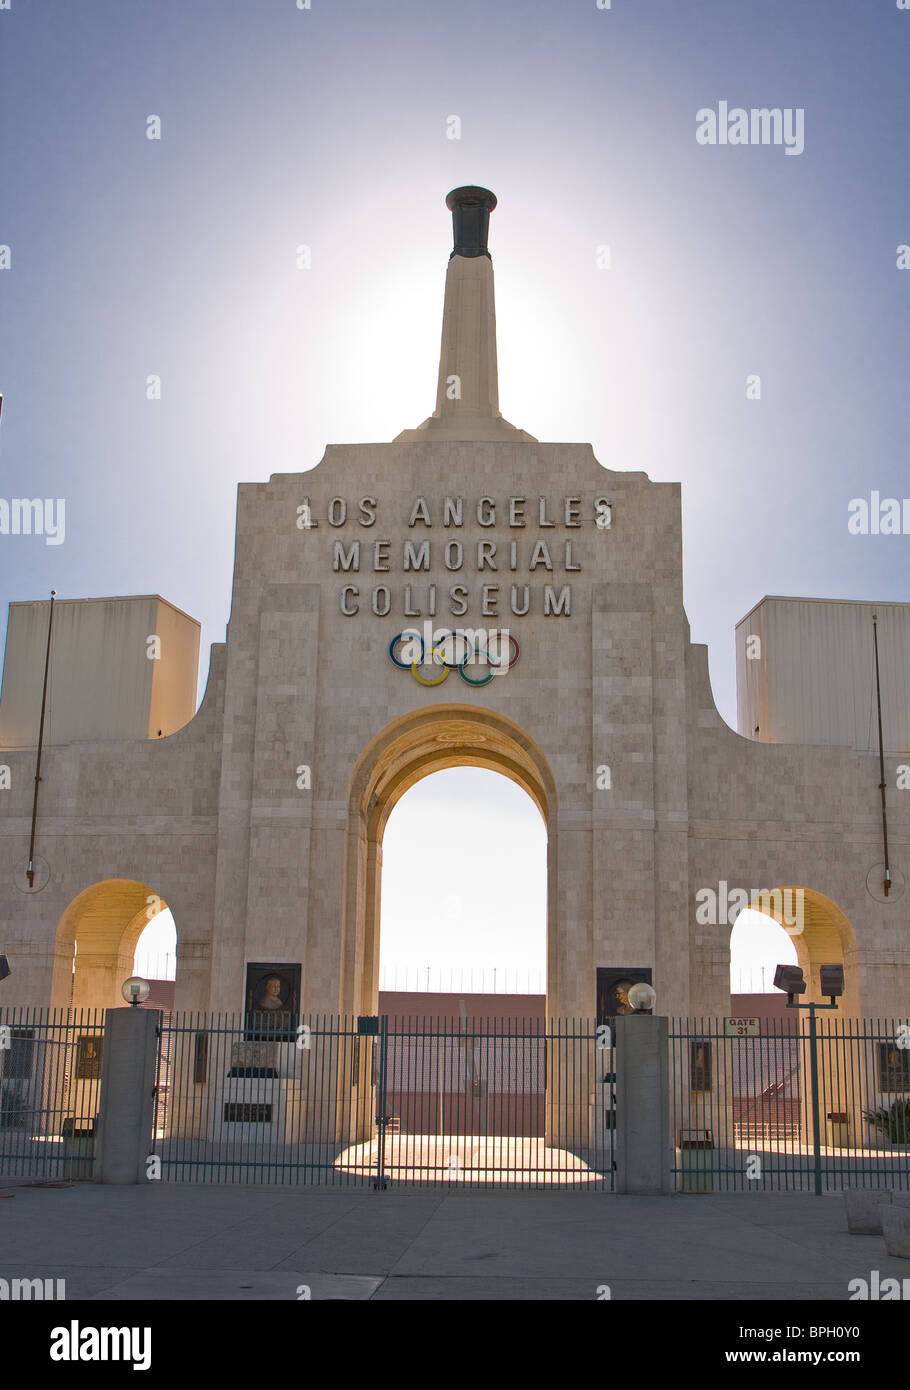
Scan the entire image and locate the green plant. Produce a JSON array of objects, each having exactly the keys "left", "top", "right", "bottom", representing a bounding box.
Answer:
[{"left": 863, "top": 1099, "right": 910, "bottom": 1143}]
